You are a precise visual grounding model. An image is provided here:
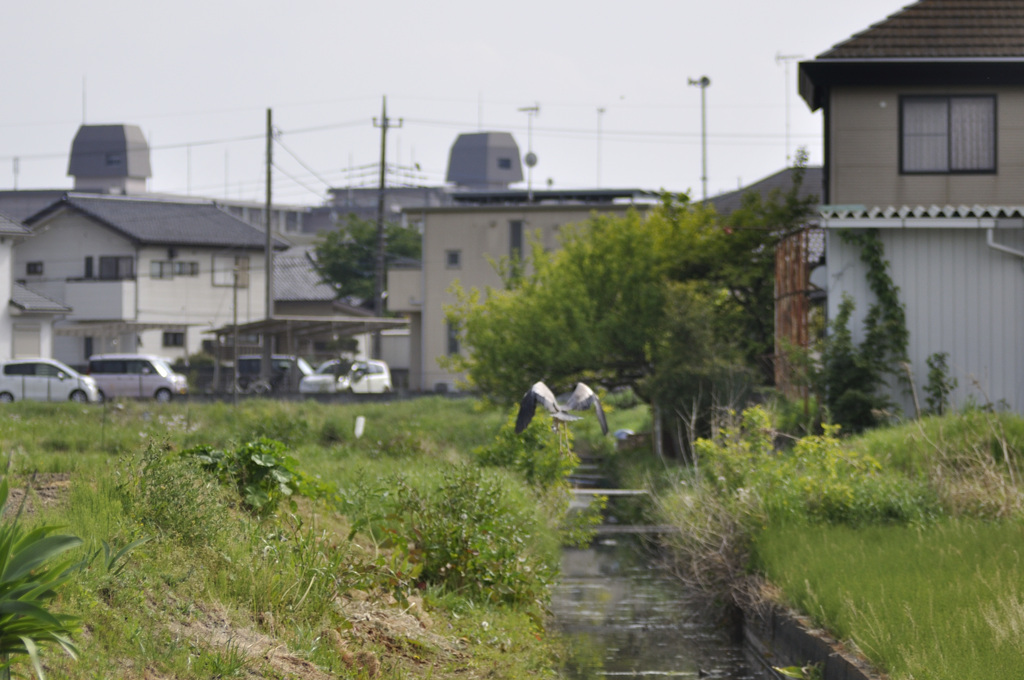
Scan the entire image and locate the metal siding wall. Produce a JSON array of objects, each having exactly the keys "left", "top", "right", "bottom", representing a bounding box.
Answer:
[{"left": 830, "top": 227, "right": 1024, "bottom": 414}]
